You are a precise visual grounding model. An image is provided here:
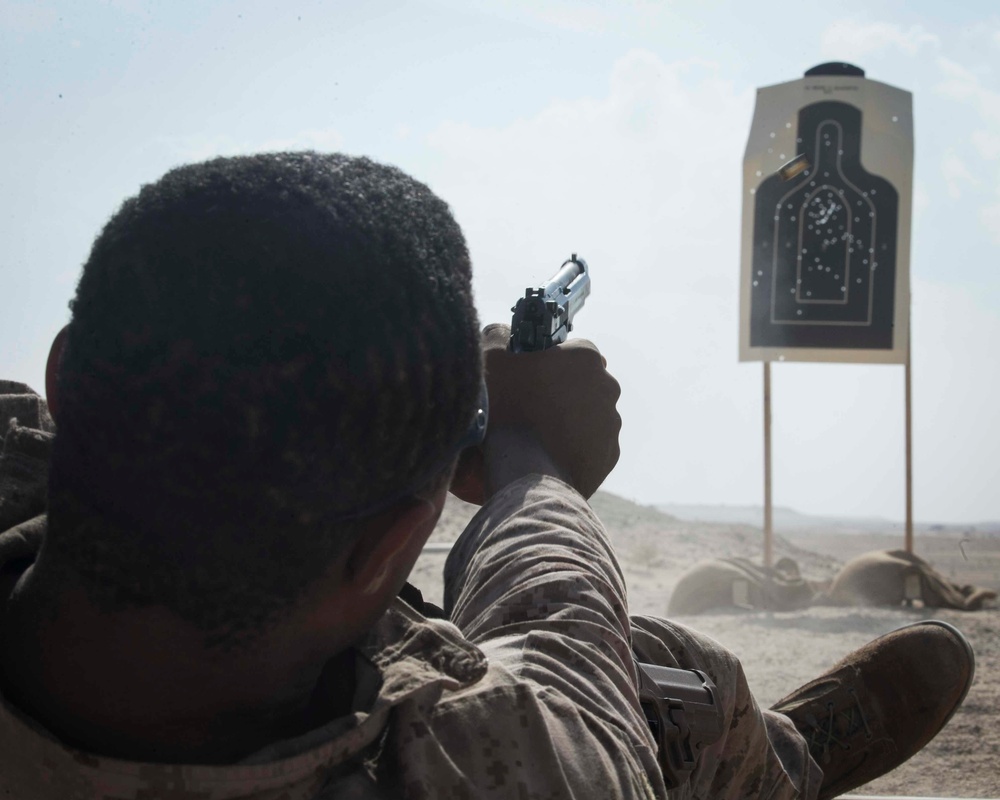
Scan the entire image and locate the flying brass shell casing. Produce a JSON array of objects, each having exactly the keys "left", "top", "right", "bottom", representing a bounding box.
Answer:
[{"left": 777, "top": 153, "right": 810, "bottom": 182}]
